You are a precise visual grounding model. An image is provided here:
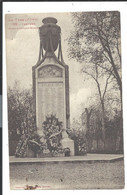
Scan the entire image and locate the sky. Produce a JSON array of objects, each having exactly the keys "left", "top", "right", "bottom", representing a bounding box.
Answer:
[{"left": 5, "top": 12, "right": 95, "bottom": 122}]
